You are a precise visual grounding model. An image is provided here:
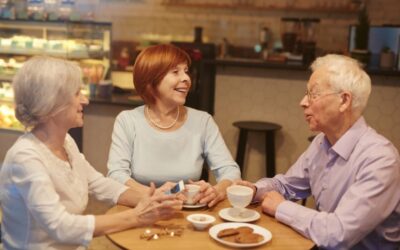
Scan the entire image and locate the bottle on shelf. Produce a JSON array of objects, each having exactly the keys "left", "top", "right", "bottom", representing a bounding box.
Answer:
[
  {"left": 27, "top": 0, "right": 45, "bottom": 20},
  {"left": 0, "top": 0, "right": 15, "bottom": 19},
  {"left": 44, "top": 0, "right": 59, "bottom": 20},
  {"left": 58, "top": 0, "right": 74, "bottom": 20}
]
